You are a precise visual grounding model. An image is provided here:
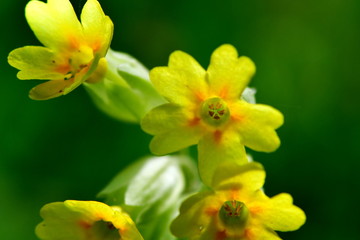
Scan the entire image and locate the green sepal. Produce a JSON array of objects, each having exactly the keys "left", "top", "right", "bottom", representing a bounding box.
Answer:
[{"left": 84, "top": 49, "right": 164, "bottom": 123}]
